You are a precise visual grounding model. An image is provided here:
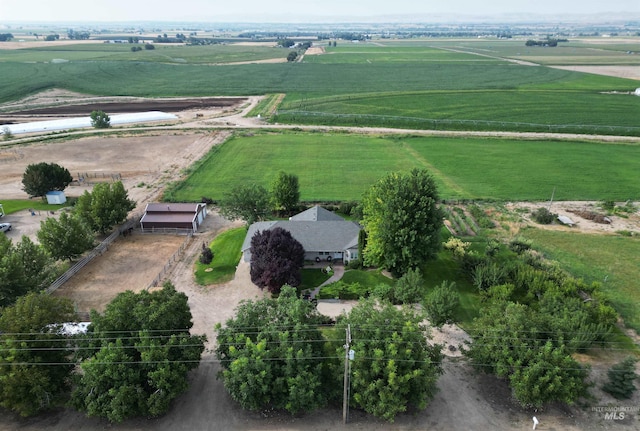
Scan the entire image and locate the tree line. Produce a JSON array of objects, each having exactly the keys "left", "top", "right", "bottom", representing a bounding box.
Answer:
[{"left": 0, "top": 283, "right": 205, "bottom": 421}]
